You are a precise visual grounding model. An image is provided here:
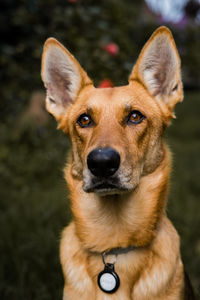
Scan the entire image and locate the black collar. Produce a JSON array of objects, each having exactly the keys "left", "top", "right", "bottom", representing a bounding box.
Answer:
[{"left": 103, "top": 246, "right": 137, "bottom": 256}]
